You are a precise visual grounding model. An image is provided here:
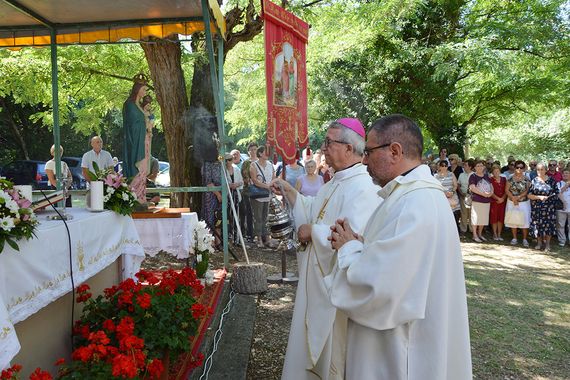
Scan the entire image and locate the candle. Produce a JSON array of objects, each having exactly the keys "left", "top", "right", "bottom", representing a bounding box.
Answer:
[{"left": 90, "top": 181, "right": 104, "bottom": 211}]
